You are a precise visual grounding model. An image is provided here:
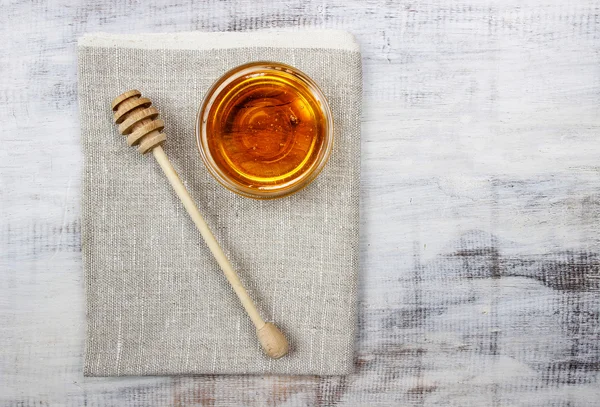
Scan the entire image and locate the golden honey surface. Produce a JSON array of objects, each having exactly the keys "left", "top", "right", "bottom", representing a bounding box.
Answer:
[{"left": 204, "top": 68, "right": 327, "bottom": 189}]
